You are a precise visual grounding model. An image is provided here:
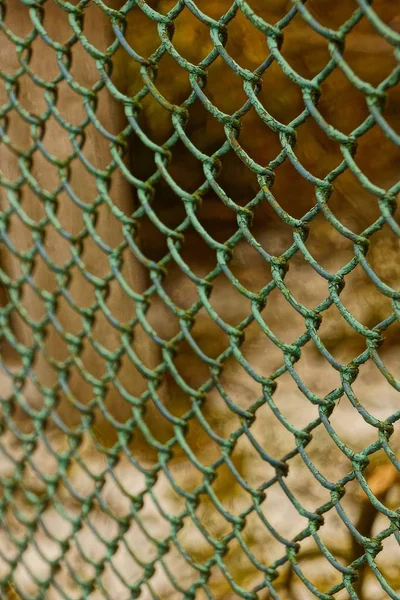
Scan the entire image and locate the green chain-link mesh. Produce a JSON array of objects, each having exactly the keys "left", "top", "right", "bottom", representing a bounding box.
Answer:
[{"left": 0, "top": 0, "right": 400, "bottom": 598}]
